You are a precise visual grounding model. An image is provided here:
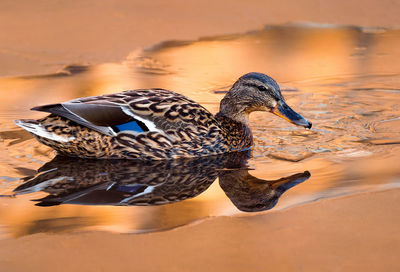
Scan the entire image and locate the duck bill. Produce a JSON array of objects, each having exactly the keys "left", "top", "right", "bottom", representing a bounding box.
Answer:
[{"left": 271, "top": 102, "right": 312, "bottom": 129}]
